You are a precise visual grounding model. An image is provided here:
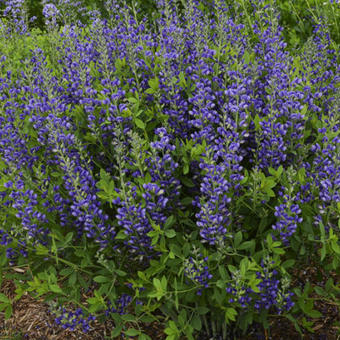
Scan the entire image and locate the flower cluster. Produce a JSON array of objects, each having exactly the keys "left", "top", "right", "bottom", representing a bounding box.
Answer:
[
  {"left": 42, "top": 0, "right": 87, "bottom": 27},
  {"left": 195, "top": 161, "right": 231, "bottom": 245},
  {"left": 253, "top": 259, "right": 294, "bottom": 312},
  {"left": 105, "top": 293, "right": 133, "bottom": 316},
  {"left": 226, "top": 284, "right": 253, "bottom": 308},
  {"left": 42, "top": 3, "right": 59, "bottom": 30},
  {"left": 53, "top": 307, "right": 96, "bottom": 333},
  {"left": 272, "top": 201, "right": 303, "bottom": 245},
  {"left": 226, "top": 258, "right": 294, "bottom": 312},
  {"left": 1, "top": 0, "right": 28, "bottom": 36},
  {"left": 184, "top": 250, "right": 213, "bottom": 295}
]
